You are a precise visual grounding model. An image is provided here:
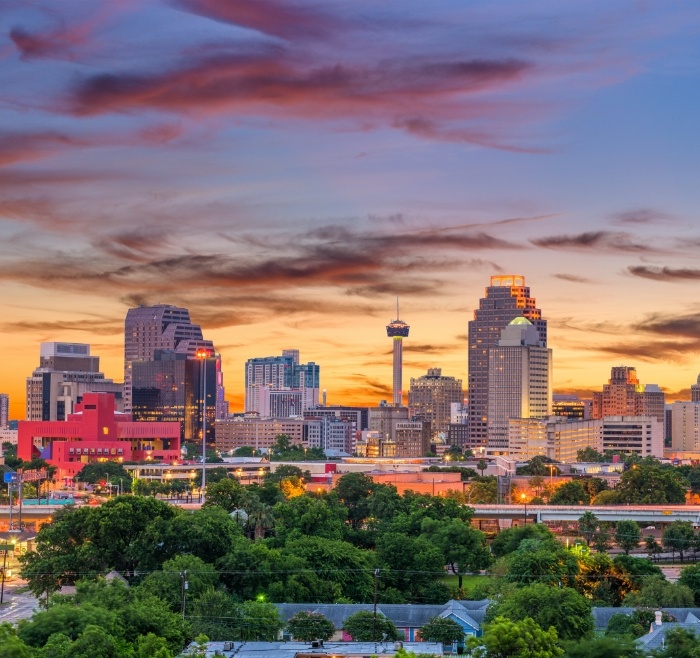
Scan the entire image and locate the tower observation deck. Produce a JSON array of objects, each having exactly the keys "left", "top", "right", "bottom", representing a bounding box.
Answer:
[{"left": 386, "top": 299, "right": 410, "bottom": 406}]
